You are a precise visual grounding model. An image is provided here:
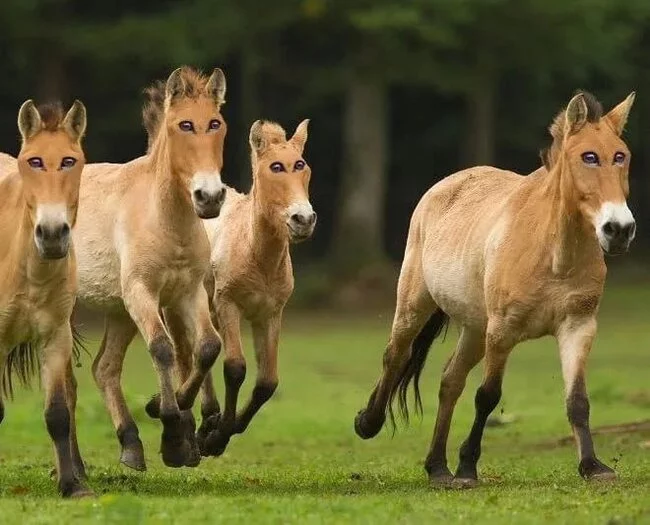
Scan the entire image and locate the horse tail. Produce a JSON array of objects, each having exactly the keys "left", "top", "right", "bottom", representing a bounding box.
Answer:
[
  {"left": 388, "top": 309, "right": 450, "bottom": 426},
  {"left": 2, "top": 343, "right": 39, "bottom": 400}
]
